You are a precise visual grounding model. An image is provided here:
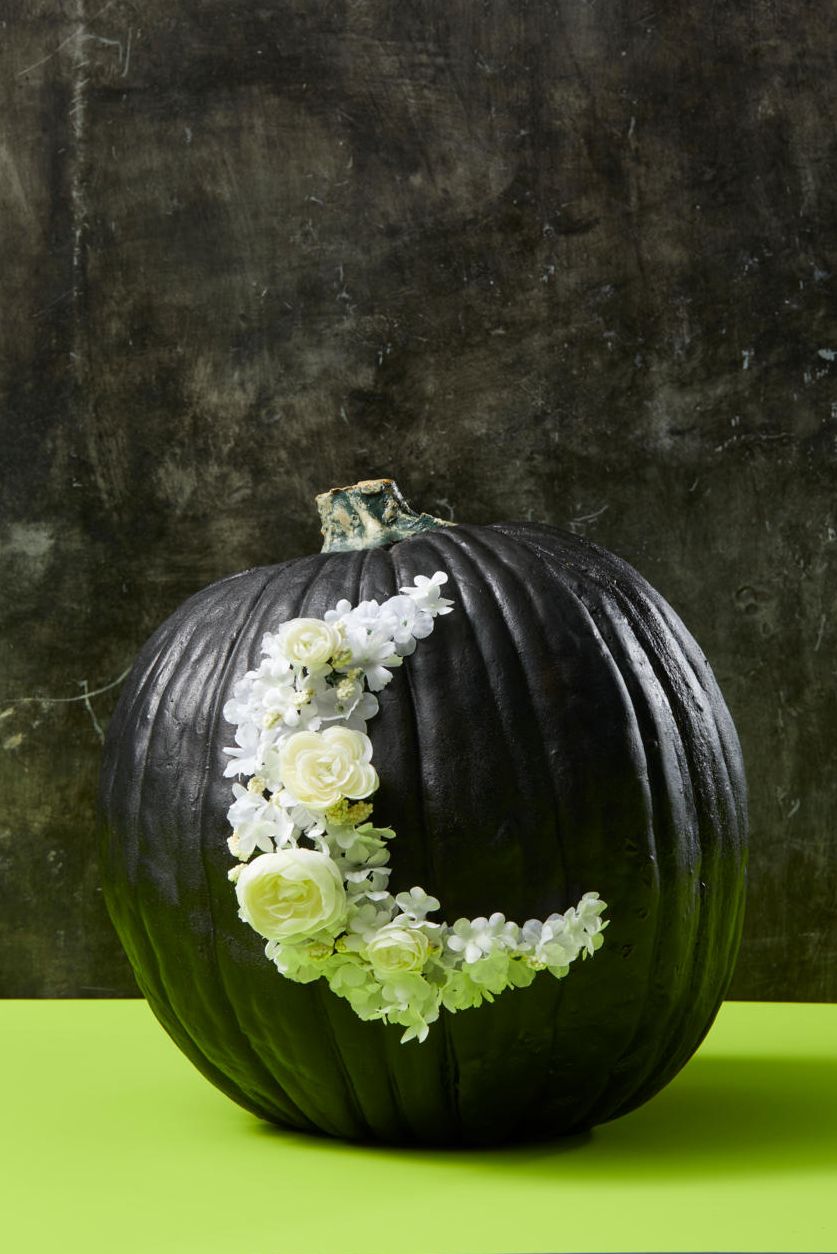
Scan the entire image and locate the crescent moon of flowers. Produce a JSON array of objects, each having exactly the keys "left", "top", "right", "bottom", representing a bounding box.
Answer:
[{"left": 223, "top": 571, "right": 608, "bottom": 1044}]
